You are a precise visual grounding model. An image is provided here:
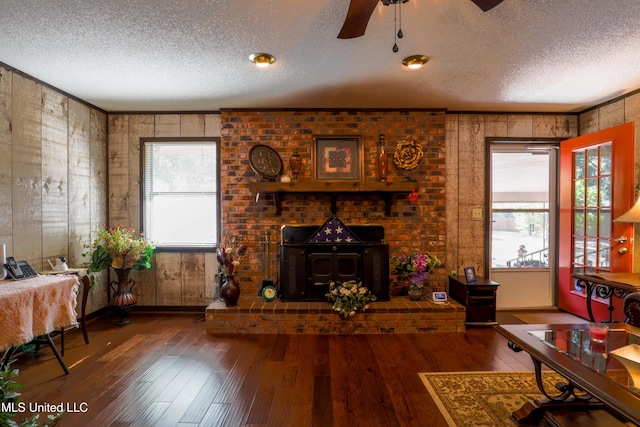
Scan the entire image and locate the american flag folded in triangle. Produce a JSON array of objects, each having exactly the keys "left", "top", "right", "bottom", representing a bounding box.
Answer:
[{"left": 307, "top": 215, "right": 361, "bottom": 243}]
